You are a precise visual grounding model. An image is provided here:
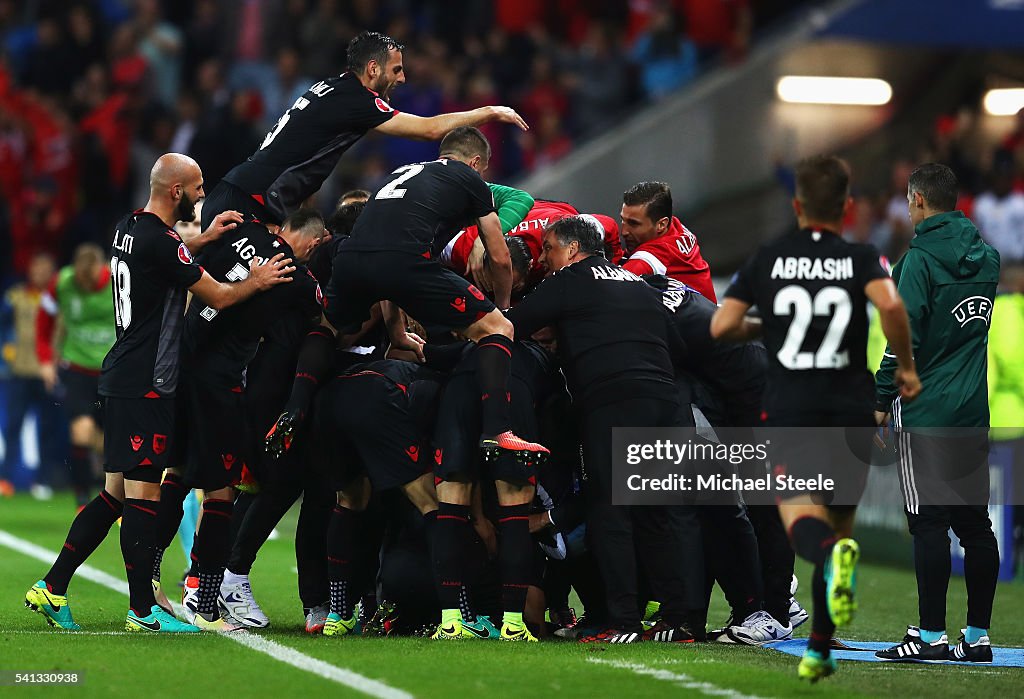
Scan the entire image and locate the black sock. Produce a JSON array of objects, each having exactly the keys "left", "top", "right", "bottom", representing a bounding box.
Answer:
[
  {"left": 67, "top": 446, "right": 92, "bottom": 502},
  {"left": 789, "top": 516, "right": 836, "bottom": 656},
  {"left": 45, "top": 489, "right": 123, "bottom": 595},
  {"left": 283, "top": 328, "right": 335, "bottom": 420},
  {"left": 121, "top": 499, "right": 158, "bottom": 614},
  {"left": 433, "top": 502, "right": 470, "bottom": 612},
  {"left": 498, "top": 504, "right": 532, "bottom": 616},
  {"left": 193, "top": 498, "right": 234, "bottom": 616},
  {"left": 152, "top": 473, "right": 189, "bottom": 582},
  {"left": 476, "top": 334, "right": 513, "bottom": 437},
  {"left": 327, "top": 505, "right": 357, "bottom": 618},
  {"left": 228, "top": 487, "right": 301, "bottom": 575}
]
